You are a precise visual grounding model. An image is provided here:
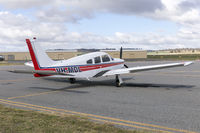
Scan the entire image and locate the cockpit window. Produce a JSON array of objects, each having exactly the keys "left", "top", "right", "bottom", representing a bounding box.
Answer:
[
  {"left": 102, "top": 55, "right": 110, "bottom": 62},
  {"left": 87, "top": 59, "right": 93, "bottom": 64},
  {"left": 94, "top": 56, "right": 101, "bottom": 64}
]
